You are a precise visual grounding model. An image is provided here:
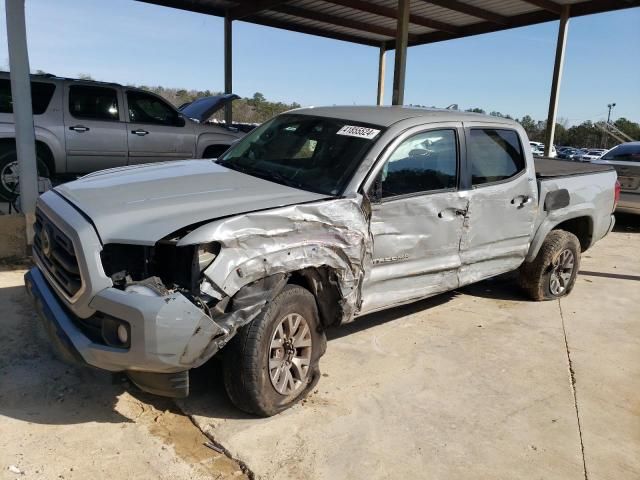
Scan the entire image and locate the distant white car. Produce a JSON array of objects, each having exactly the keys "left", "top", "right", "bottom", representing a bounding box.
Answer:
[
  {"left": 529, "top": 141, "right": 556, "bottom": 158},
  {"left": 580, "top": 149, "right": 606, "bottom": 162}
]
